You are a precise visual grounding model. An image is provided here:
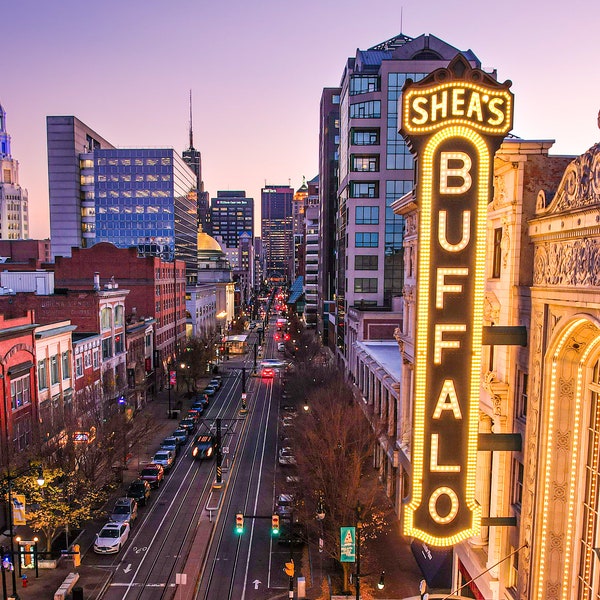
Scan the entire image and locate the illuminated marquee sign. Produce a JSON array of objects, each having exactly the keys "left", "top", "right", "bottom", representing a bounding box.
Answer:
[{"left": 400, "top": 55, "right": 513, "bottom": 547}]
